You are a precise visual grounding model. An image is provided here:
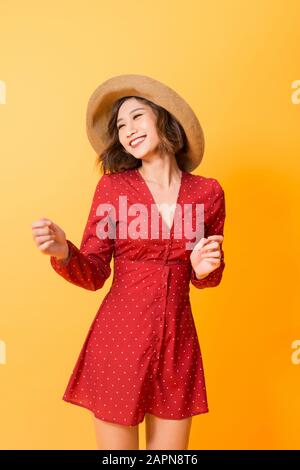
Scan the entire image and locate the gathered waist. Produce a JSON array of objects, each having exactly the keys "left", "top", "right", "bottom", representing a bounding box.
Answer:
[
  {"left": 112, "top": 256, "right": 191, "bottom": 279},
  {"left": 111, "top": 256, "right": 192, "bottom": 295}
]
